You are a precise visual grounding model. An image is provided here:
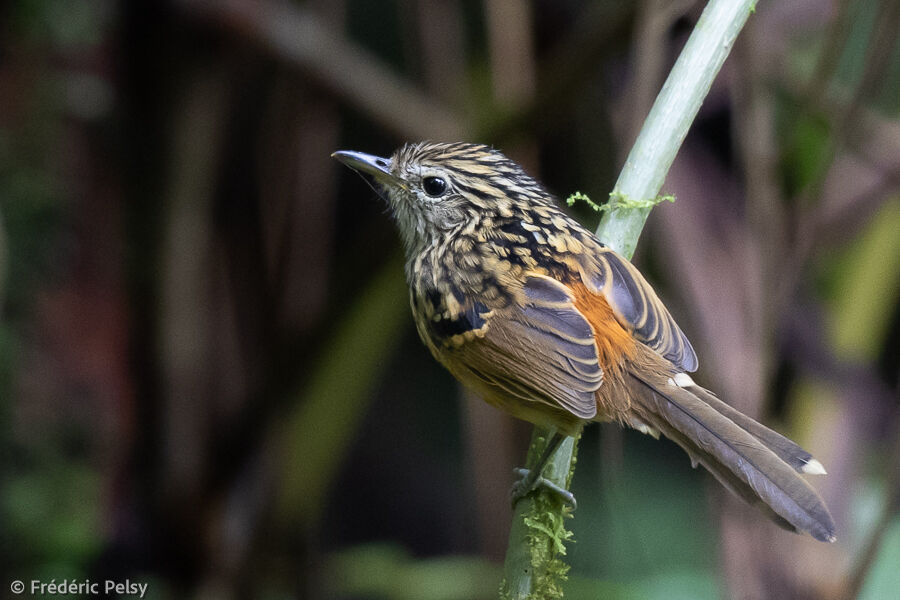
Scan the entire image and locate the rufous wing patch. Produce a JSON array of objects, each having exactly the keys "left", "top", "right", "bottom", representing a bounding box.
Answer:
[{"left": 568, "top": 280, "right": 637, "bottom": 374}]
